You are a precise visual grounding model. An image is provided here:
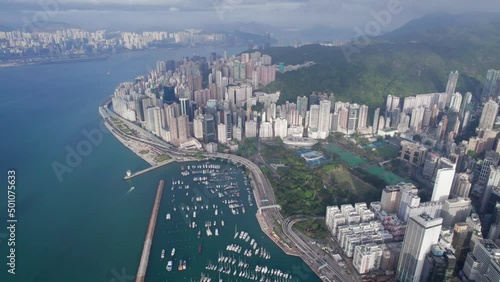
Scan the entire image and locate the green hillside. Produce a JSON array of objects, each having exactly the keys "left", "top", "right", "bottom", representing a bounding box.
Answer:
[{"left": 261, "top": 14, "right": 500, "bottom": 110}]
